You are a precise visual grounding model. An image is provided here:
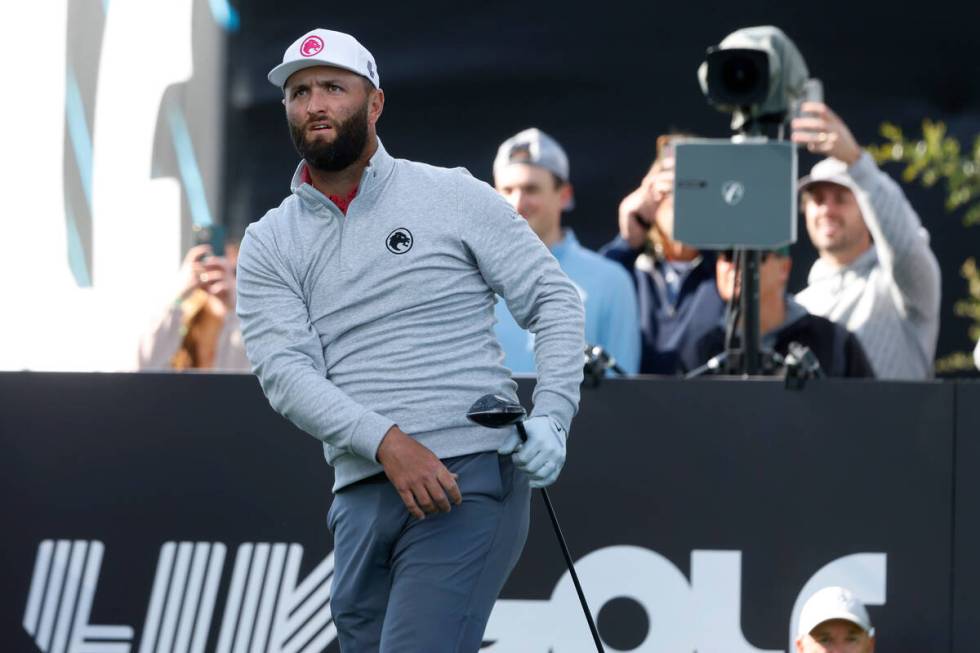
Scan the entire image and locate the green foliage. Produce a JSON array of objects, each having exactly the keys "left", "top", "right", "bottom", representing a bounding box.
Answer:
[
  {"left": 869, "top": 120, "right": 980, "bottom": 373},
  {"left": 868, "top": 120, "right": 980, "bottom": 225}
]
